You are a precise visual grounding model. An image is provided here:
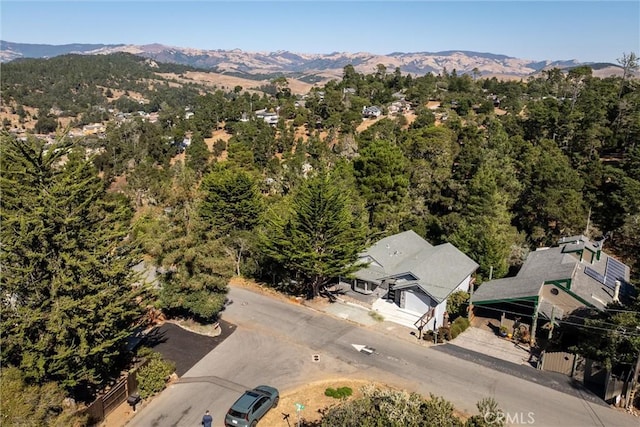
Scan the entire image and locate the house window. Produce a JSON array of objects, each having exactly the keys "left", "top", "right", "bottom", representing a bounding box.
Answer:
[{"left": 355, "top": 280, "right": 373, "bottom": 292}]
